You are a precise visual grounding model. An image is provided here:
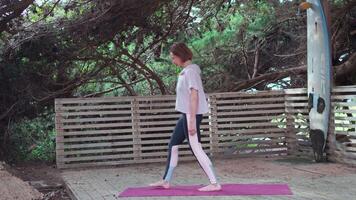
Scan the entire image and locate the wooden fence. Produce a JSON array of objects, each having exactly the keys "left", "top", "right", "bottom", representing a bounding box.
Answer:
[
  {"left": 330, "top": 86, "right": 356, "bottom": 164},
  {"left": 55, "top": 86, "right": 356, "bottom": 169}
]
